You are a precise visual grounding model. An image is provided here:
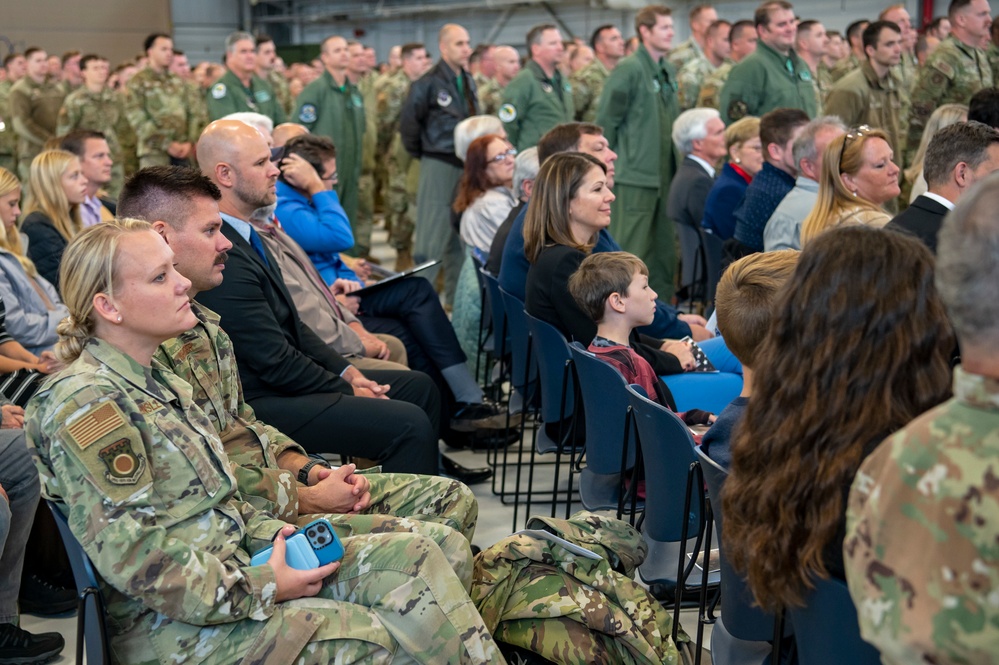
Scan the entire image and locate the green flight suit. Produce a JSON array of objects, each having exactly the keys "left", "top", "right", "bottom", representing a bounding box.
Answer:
[
  {"left": 499, "top": 60, "right": 574, "bottom": 151},
  {"left": 206, "top": 69, "right": 286, "bottom": 126},
  {"left": 595, "top": 44, "right": 680, "bottom": 297},
  {"left": 295, "top": 70, "right": 365, "bottom": 253},
  {"left": 718, "top": 41, "right": 818, "bottom": 125}
]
